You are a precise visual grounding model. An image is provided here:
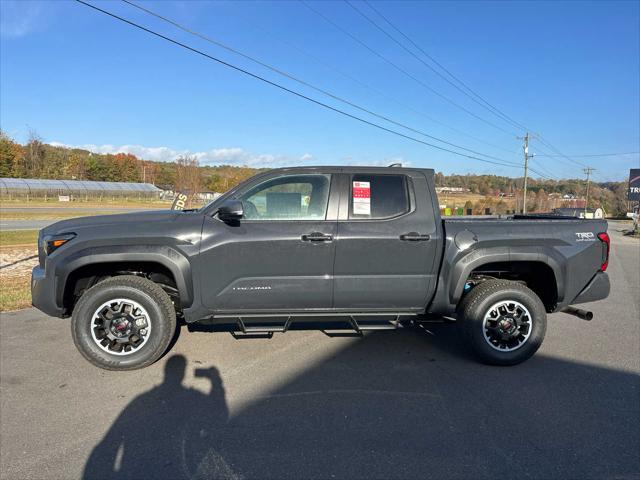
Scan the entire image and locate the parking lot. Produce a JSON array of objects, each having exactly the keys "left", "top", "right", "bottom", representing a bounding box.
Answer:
[{"left": 1, "top": 222, "right": 638, "bottom": 480}]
